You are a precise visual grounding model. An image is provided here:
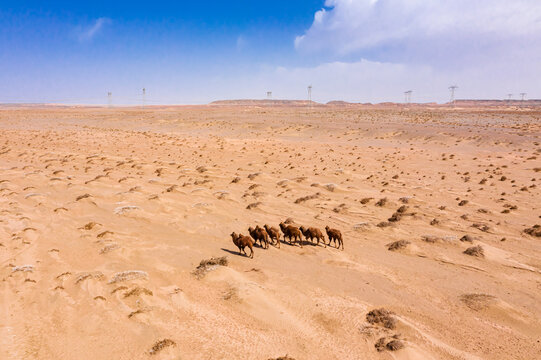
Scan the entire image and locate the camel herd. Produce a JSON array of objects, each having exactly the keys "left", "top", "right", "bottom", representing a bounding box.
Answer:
[{"left": 230, "top": 222, "right": 343, "bottom": 258}]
